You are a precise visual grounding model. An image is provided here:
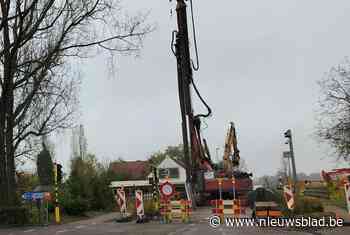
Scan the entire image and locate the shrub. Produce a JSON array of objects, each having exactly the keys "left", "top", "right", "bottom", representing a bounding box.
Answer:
[
  {"left": 144, "top": 200, "right": 158, "bottom": 216},
  {"left": 273, "top": 190, "right": 324, "bottom": 216},
  {"left": 0, "top": 207, "right": 30, "bottom": 225},
  {"left": 62, "top": 197, "right": 89, "bottom": 216},
  {"left": 294, "top": 197, "right": 324, "bottom": 214}
]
